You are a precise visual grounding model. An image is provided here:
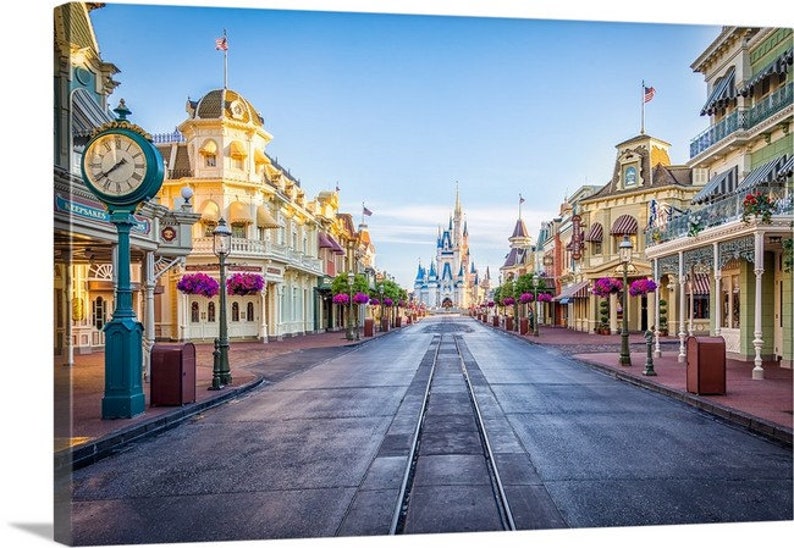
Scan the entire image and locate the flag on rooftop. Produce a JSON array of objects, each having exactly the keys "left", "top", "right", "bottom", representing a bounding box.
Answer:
[
  {"left": 363, "top": 204, "right": 373, "bottom": 217},
  {"left": 215, "top": 35, "right": 228, "bottom": 51},
  {"left": 644, "top": 85, "right": 656, "bottom": 103}
]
